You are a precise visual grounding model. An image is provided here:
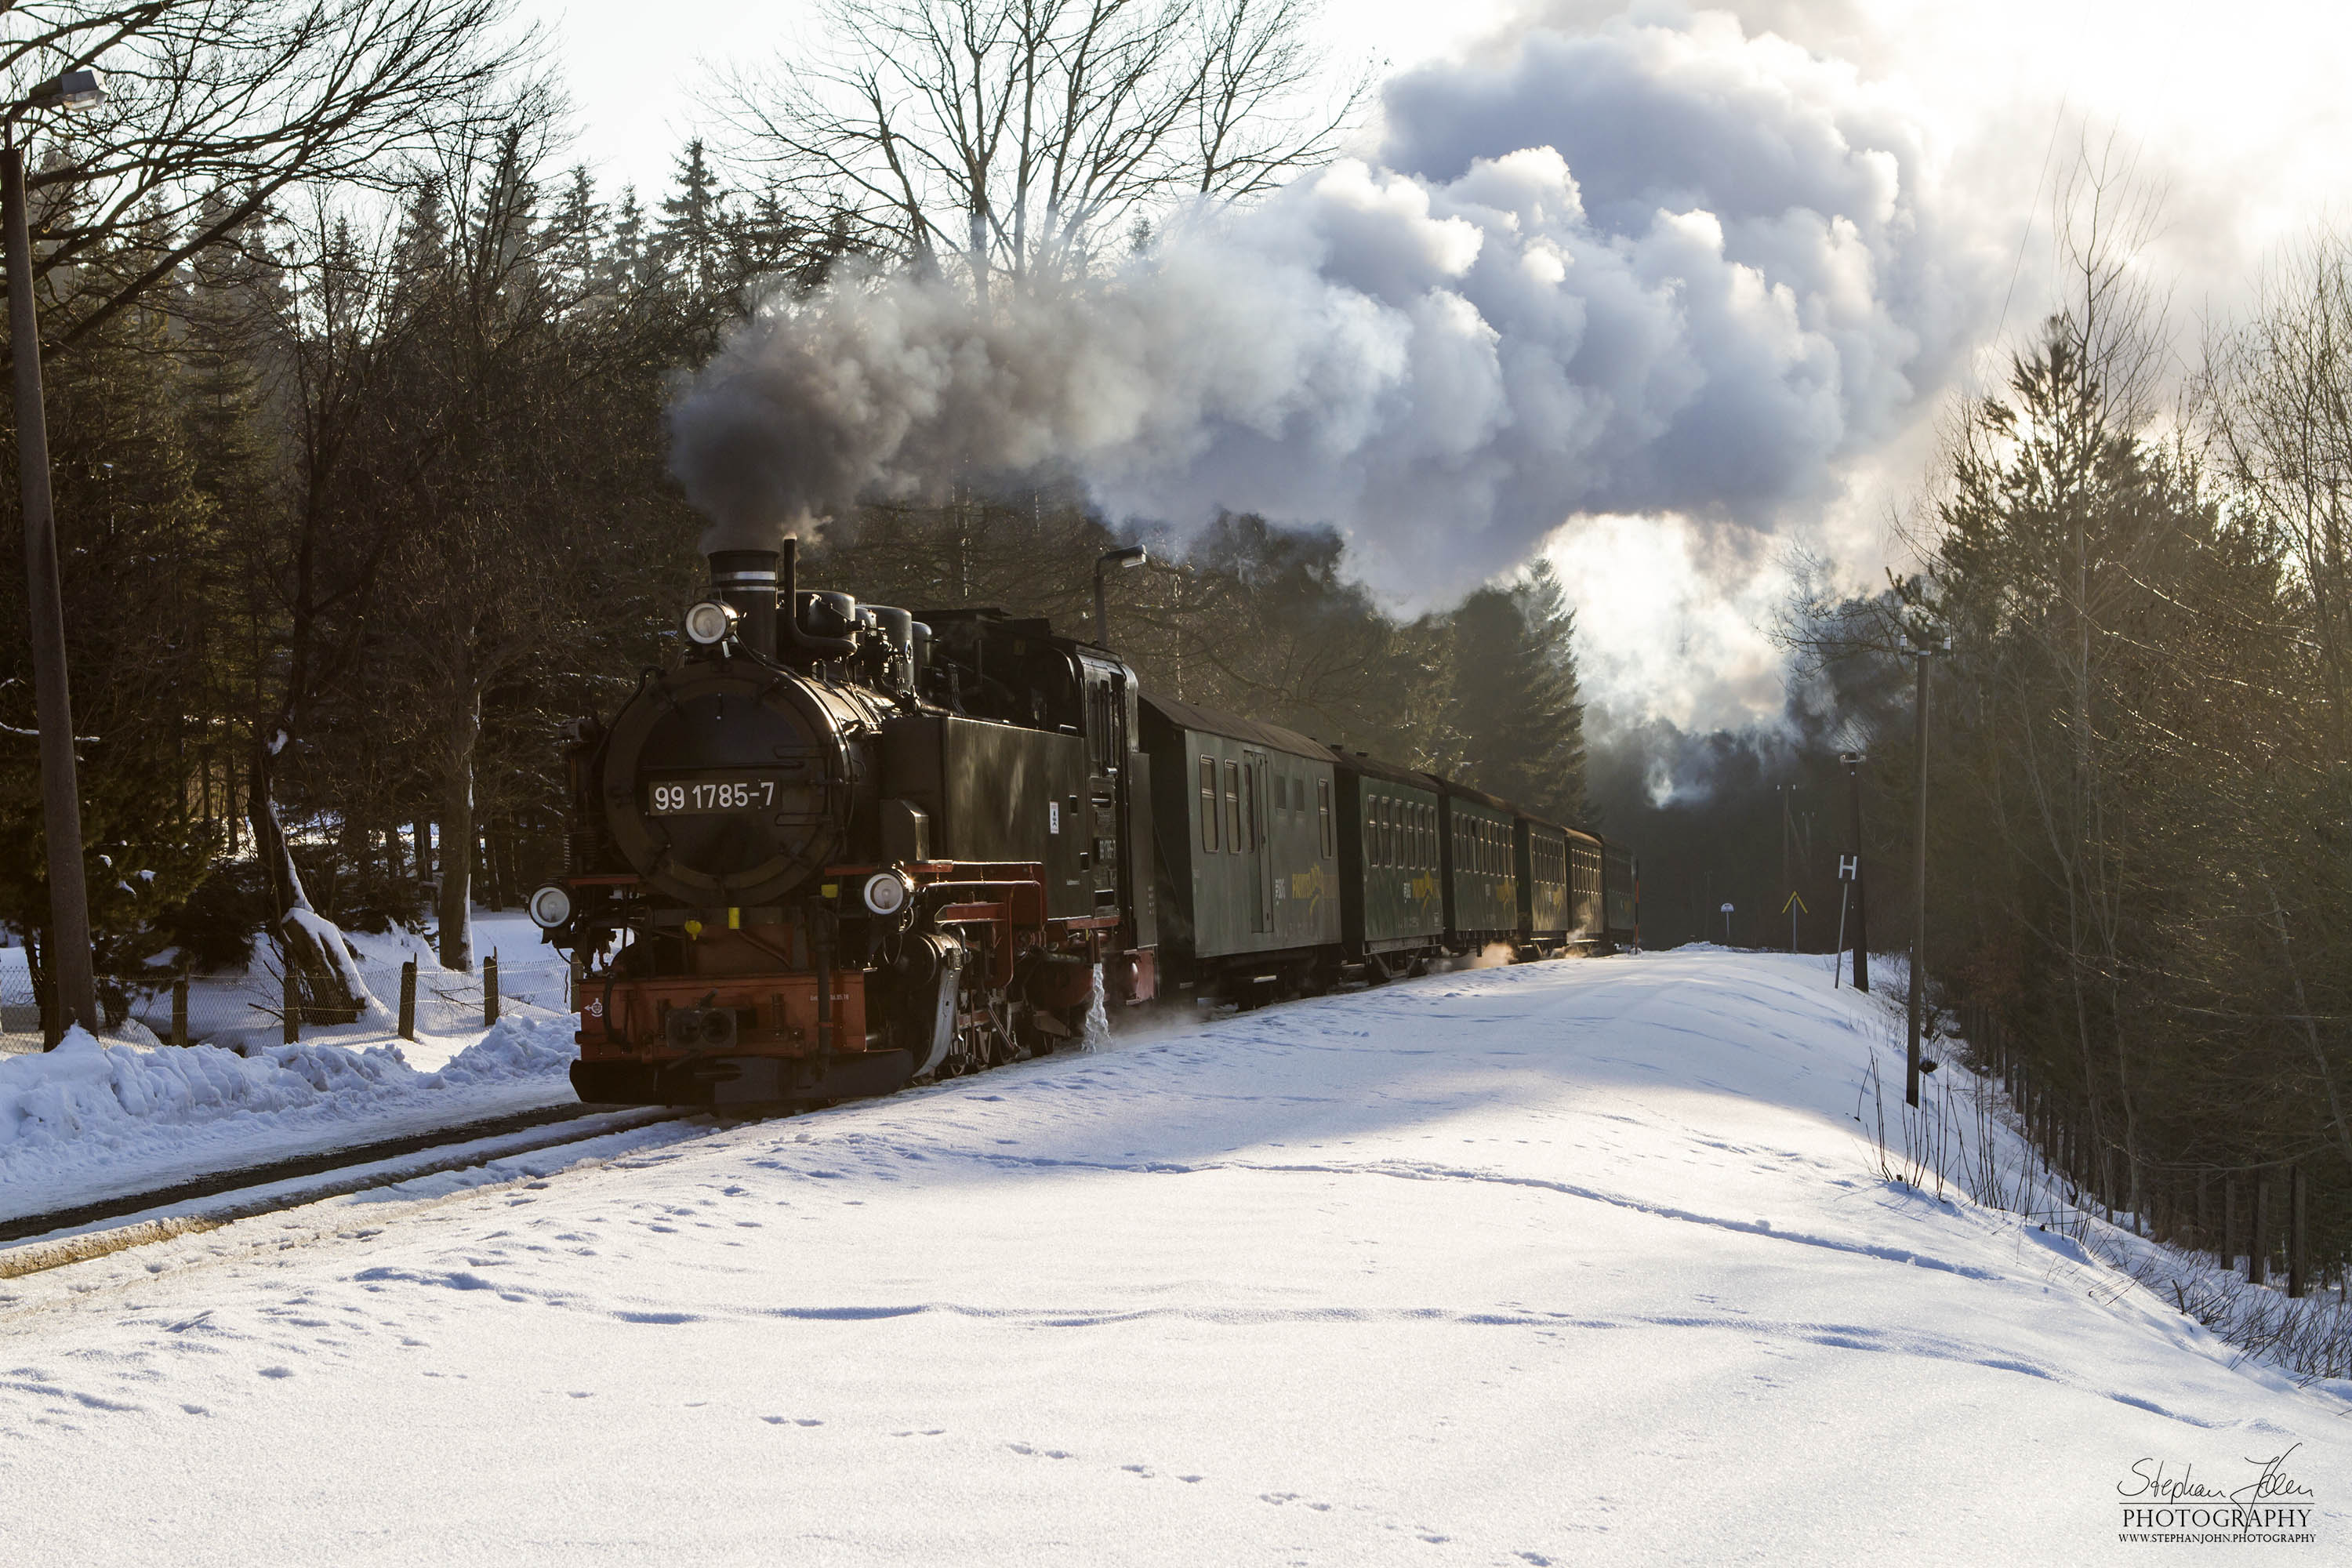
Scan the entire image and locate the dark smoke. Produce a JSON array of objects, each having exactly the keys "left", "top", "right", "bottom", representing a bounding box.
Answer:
[{"left": 667, "top": 9, "right": 1991, "bottom": 598}]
